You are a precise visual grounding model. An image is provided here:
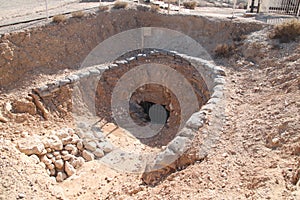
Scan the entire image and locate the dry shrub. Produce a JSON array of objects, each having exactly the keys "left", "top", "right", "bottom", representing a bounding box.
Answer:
[
  {"left": 183, "top": 1, "right": 197, "bottom": 9},
  {"left": 238, "top": 3, "right": 247, "bottom": 9},
  {"left": 71, "top": 11, "right": 85, "bottom": 18},
  {"left": 214, "top": 43, "right": 234, "bottom": 58},
  {"left": 99, "top": 5, "right": 109, "bottom": 11},
  {"left": 113, "top": 1, "right": 128, "bottom": 9},
  {"left": 150, "top": 5, "right": 160, "bottom": 12},
  {"left": 52, "top": 14, "right": 67, "bottom": 23},
  {"left": 270, "top": 19, "right": 300, "bottom": 43}
]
